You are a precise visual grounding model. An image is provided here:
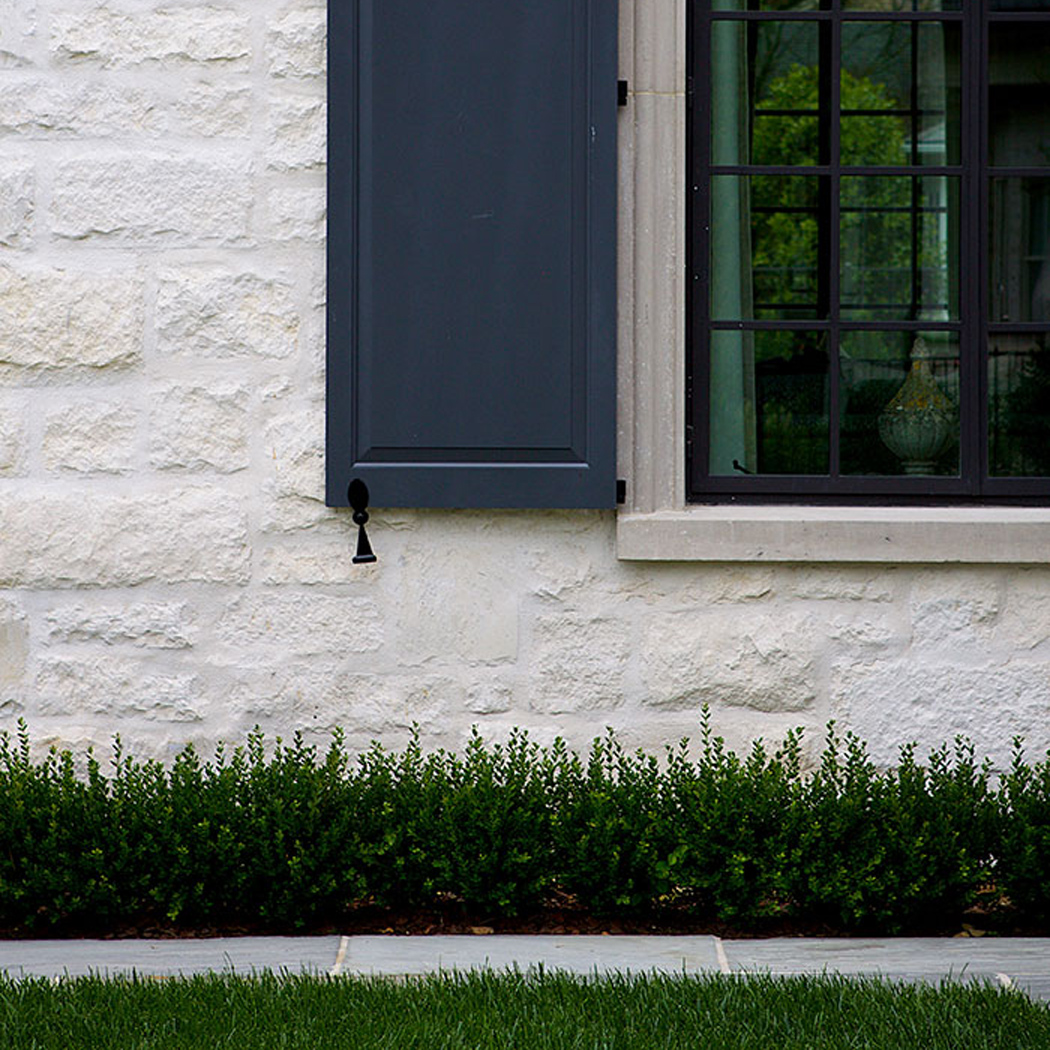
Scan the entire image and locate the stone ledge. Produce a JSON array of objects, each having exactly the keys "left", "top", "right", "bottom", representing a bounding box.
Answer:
[{"left": 617, "top": 506, "right": 1050, "bottom": 563}]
